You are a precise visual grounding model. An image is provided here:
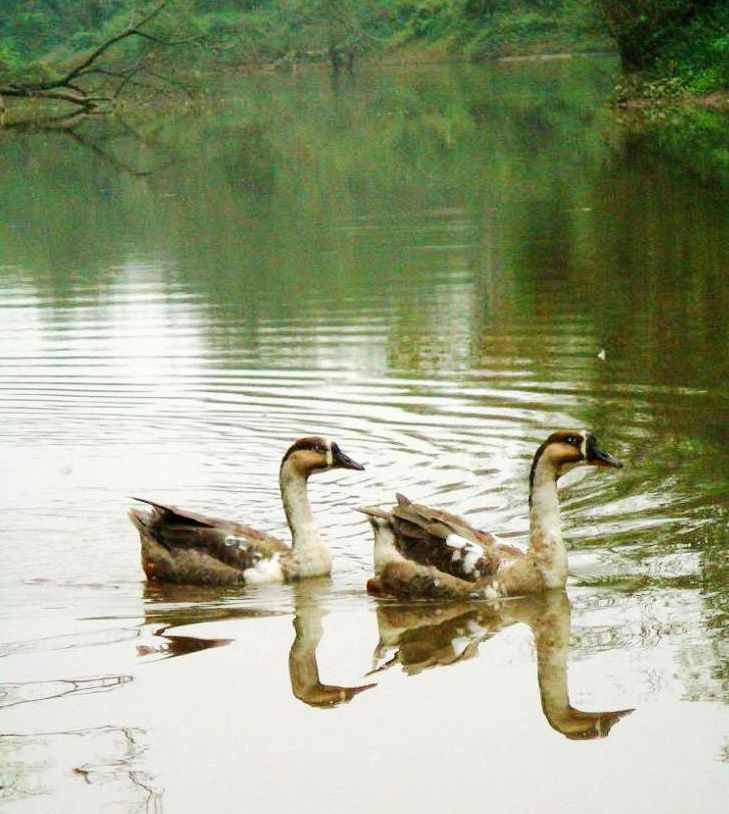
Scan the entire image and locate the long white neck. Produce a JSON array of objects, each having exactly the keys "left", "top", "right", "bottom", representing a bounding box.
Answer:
[
  {"left": 279, "top": 461, "right": 332, "bottom": 577},
  {"left": 528, "top": 458, "right": 568, "bottom": 588}
]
